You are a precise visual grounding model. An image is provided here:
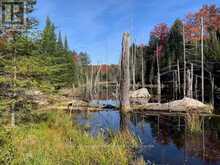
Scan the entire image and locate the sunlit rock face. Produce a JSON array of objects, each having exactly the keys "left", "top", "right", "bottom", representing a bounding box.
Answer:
[{"left": 129, "top": 88, "right": 151, "bottom": 98}]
